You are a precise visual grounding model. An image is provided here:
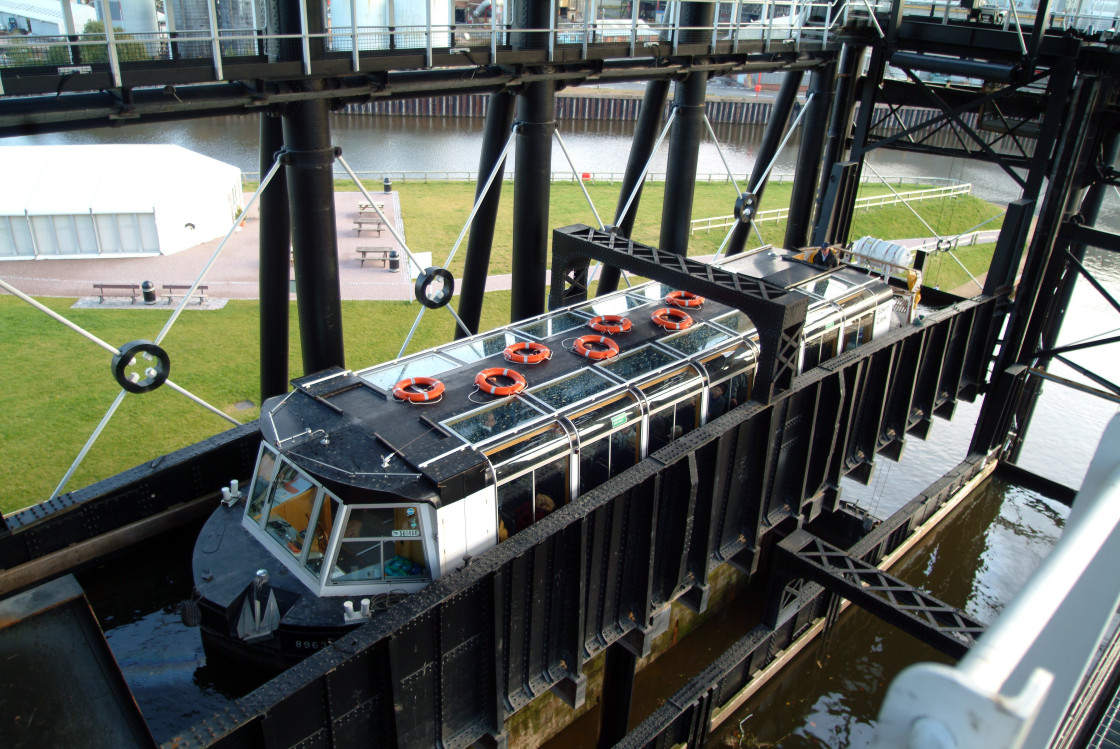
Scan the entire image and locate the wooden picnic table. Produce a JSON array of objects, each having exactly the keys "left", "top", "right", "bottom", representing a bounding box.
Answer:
[
  {"left": 354, "top": 217, "right": 386, "bottom": 236},
  {"left": 356, "top": 247, "right": 394, "bottom": 268}
]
